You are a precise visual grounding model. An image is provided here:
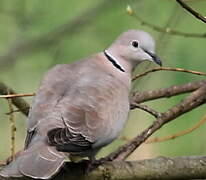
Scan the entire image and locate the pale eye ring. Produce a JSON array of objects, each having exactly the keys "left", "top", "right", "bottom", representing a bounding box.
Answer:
[{"left": 131, "top": 40, "right": 139, "bottom": 48}]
